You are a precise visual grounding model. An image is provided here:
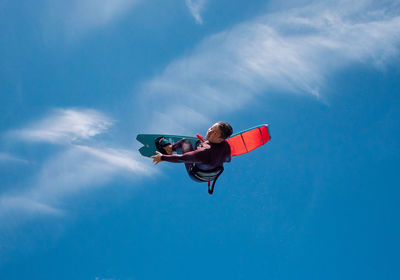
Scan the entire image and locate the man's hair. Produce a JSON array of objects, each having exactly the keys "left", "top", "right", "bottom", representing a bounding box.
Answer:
[{"left": 217, "top": 121, "right": 233, "bottom": 139}]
